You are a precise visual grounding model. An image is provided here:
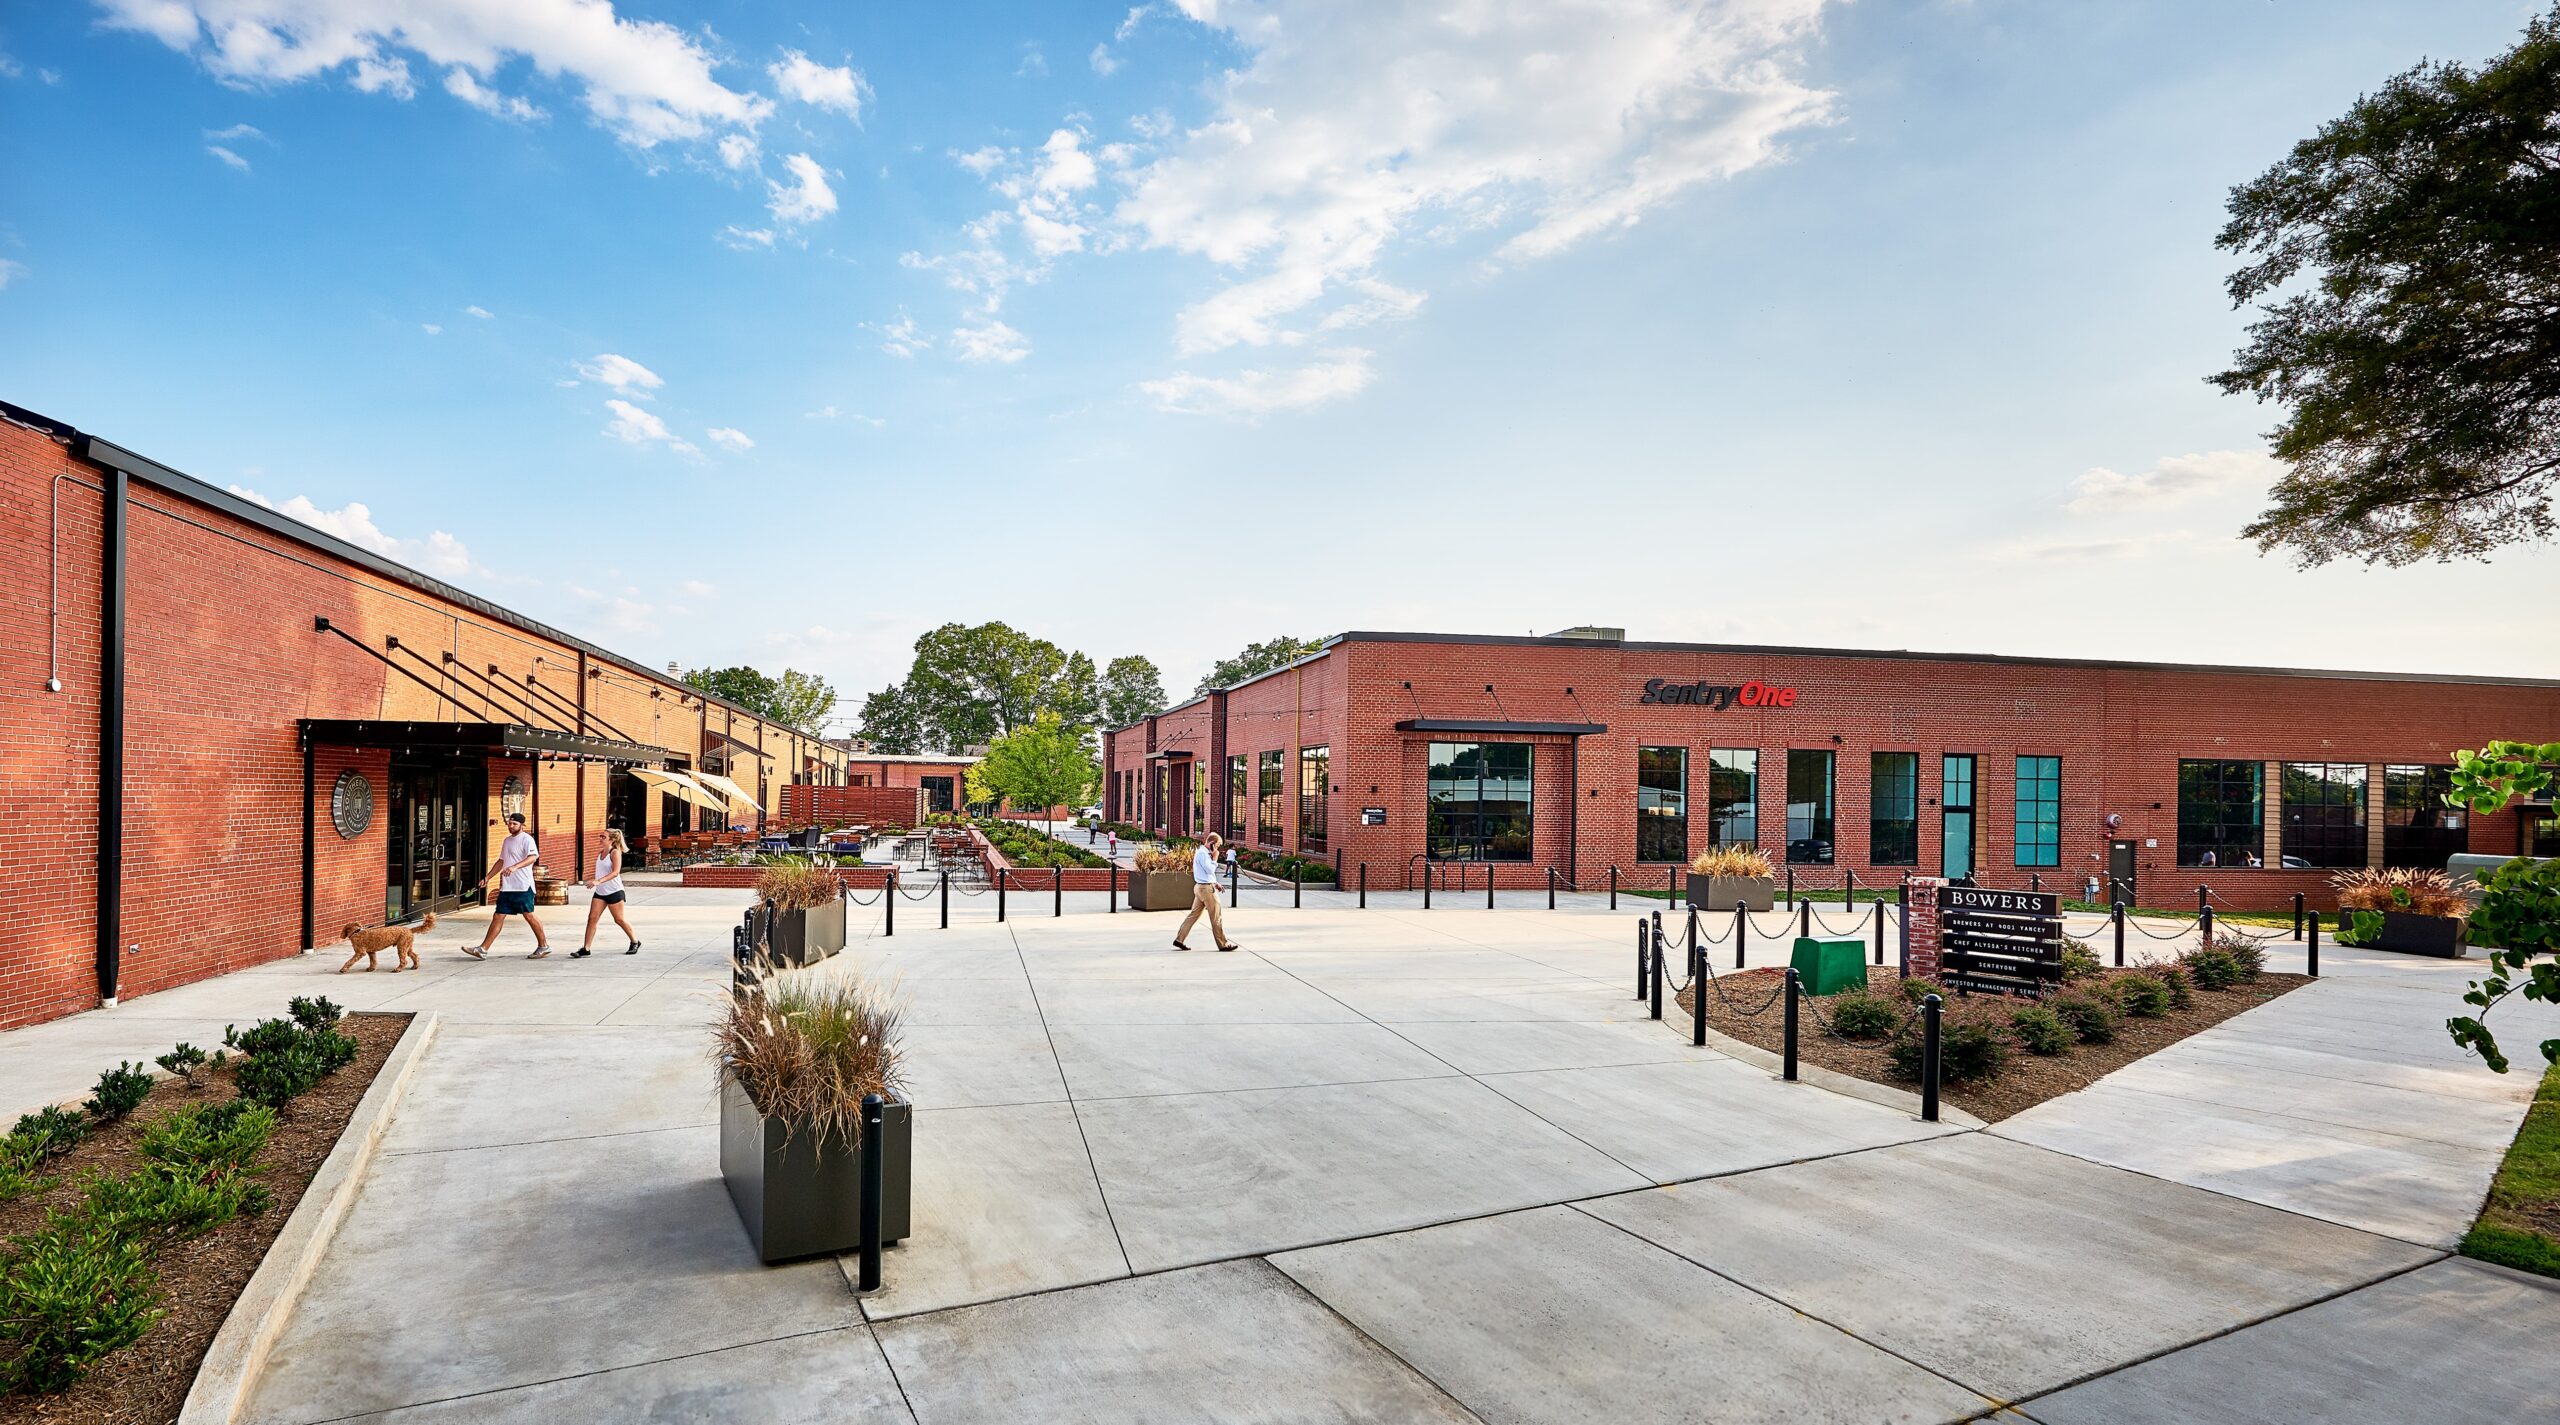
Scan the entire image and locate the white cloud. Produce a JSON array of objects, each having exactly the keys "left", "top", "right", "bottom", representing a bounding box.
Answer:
[
  {"left": 603, "top": 398, "right": 695, "bottom": 454},
  {"left": 421, "top": 322, "right": 442, "bottom": 334},
  {"left": 1140, "top": 348, "right": 1373, "bottom": 420},
  {"left": 769, "top": 50, "right": 867, "bottom": 118},
  {"left": 717, "top": 132, "right": 759, "bottom": 170},
  {"left": 226, "top": 485, "right": 472, "bottom": 575},
  {"left": 1089, "top": 43, "right": 1120, "bottom": 76},
  {"left": 0, "top": 53, "right": 18, "bottom": 80},
  {"left": 719, "top": 224, "right": 776, "bottom": 249},
  {"left": 680, "top": 578, "right": 716, "bottom": 596},
  {"left": 1034, "top": 128, "right": 1096, "bottom": 194},
  {"left": 94, "top": 0, "right": 773, "bottom": 148},
  {"left": 574, "top": 353, "right": 663, "bottom": 394},
  {"left": 705, "top": 425, "right": 754, "bottom": 450},
  {"left": 954, "top": 145, "right": 1004, "bottom": 176},
  {"left": 869, "top": 313, "right": 928, "bottom": 359},
  {"left": 2064, "top": 450, "right": 2277, "bottom": 515},
  {"left": 1016, "top": 44, "right": 1048, "bottom": 77},
  {"left": 464, "top": 304, "right": 493, "bottom": 318},
  {"left": 766, "top": 152, "right": 837, "bottom": 225},
  {"left": 203, "top": 121, "right": 264, "bottom": 141},
  {"left": 1117, "top": 0, "right": 1835, "bottom": 359},
  {"left": 0, "top": 259, "right": 24, "bottom": 291},
  {"left": 205, "top": 143, "right": 251, "bottom": 171},
  {"left": 952, "top": 320, "right": 1030, "bottom": 364},
  {"left": 1117, "top": 5, "right": 1154, "bottom": 41},
  {"left": 442, "top": 65, "right": 545, "bottom": 122}
]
